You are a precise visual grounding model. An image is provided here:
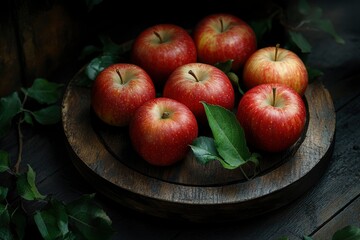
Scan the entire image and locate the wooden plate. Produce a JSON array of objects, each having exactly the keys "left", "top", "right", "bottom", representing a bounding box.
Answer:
[{"left": 61, "top": 68, "right": 336, "bottom": 223}]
